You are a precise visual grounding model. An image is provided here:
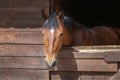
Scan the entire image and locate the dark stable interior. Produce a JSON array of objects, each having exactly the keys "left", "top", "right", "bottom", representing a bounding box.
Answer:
[{"left": 56, "top": 0, "right": 120, "bottom": 28}]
